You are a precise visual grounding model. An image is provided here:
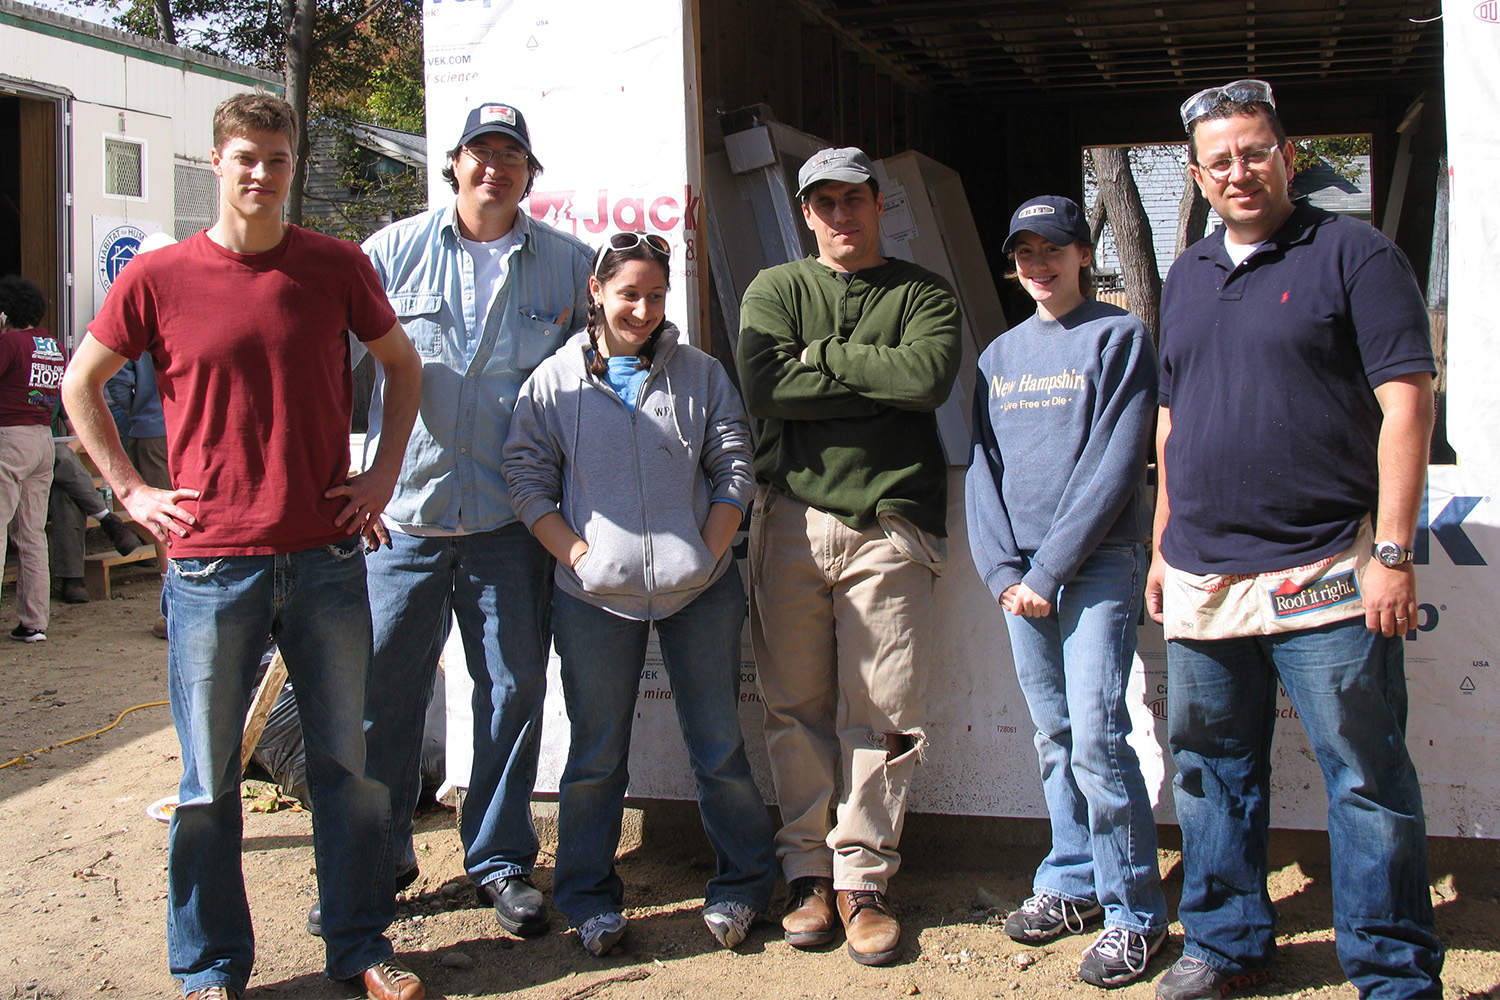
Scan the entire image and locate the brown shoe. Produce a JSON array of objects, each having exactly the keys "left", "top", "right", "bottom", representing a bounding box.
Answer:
[
  {"left": 782, "top": 875, "right": 837, "bottom": 948},
  {"left": 185, "top": 988, "right": 238, "bottom": 1000},
  {"left": 362, "top": 958, "right": 425, "bottom": 1000},
  {"left": 837, "top": 888, "right": 901, "bottom": 966}
]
